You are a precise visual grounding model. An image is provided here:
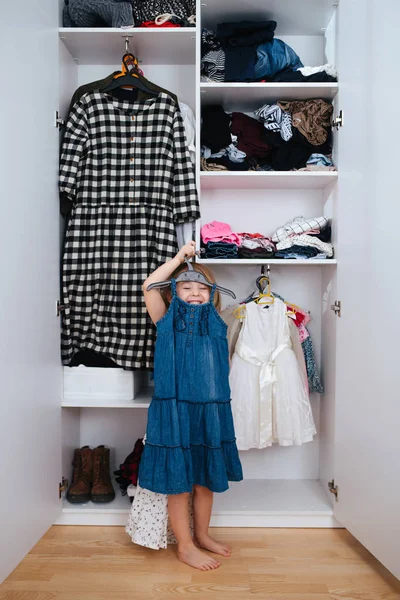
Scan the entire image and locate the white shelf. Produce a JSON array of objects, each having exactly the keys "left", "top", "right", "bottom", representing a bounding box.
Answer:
[
  {"left": 197, "top": 258, "right": 337, "bottom": 265},
  {"left": 200, "top": 171, "right": 337, "bottom": 190},
  {"left": 62, "top": 388, "right": 152, "bottom": 408},
  {"left": 58, "top": 481, "right": 131, "bottom": 526},
  {"left": 201, "top": 83, "right": 338, "bottom": 110},
  {"left": 56, "top": 479, "right": 340, "bottom": 527},
  {"left": 59, "top": 28, "right": 196, "bottom": 65}
]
